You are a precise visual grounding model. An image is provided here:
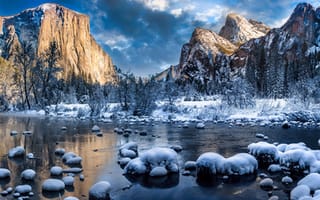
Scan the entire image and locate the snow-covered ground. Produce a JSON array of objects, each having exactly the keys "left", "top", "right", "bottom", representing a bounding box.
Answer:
[
  {"left": 152, "top": 97, "right": 320, "bottom": 123},
  {"left": 9, "top": 97, "right": 320, "bottom": 125}
]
